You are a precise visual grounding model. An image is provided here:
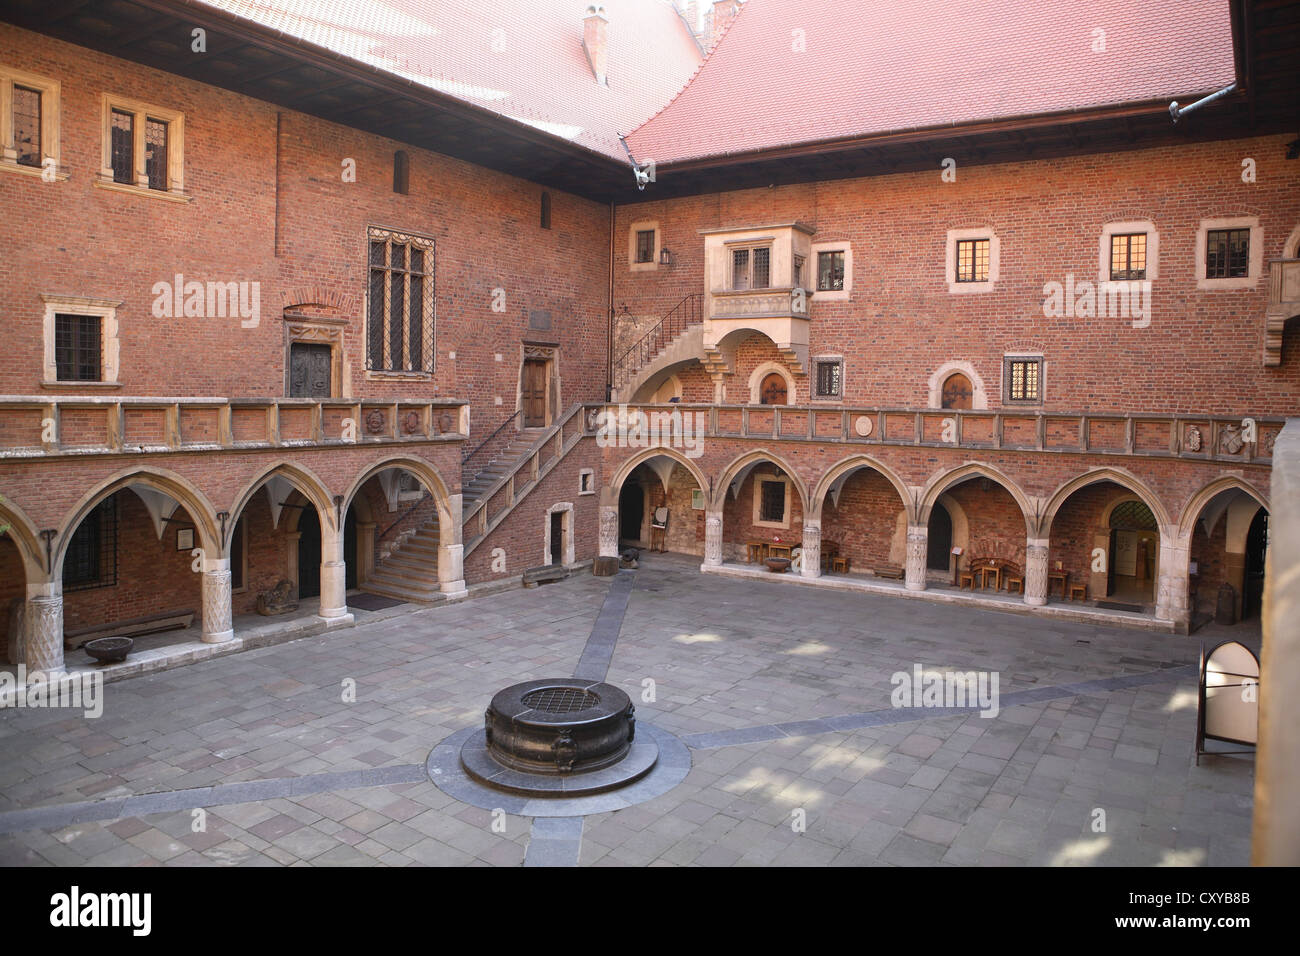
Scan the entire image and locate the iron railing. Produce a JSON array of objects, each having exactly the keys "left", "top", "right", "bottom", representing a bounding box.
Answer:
[{"left": 613, "top": 292, "right": 703, "bottom": 388}]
